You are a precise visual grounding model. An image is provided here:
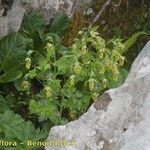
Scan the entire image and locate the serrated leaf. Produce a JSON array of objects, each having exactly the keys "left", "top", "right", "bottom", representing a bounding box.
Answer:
[
  {"left": 50, "top": 13, "right": 69, "bottom": 37},
  {"left": 56, "top": 56, "right": 74, "bottom": 75},
  {"left": 0, "top": 111, "right": 47, "bottom": 149},
  {"left": 0, "top": 33, "right": 31, "bottom": 83},
  {"left": 14, "top": 78, "right": 31, "bottom": 92},
  {"left": 29, "top": 99, "right": 59, "bottom": 123},
  {"left": 20, "top": 12, "right": 45, "bottom": 50},
  {"left": 0, "top": 68, "right": 23, "bottom": 83},
  {"left": 20, "top": 12, "right": 45, "bottom": 37},
  {"left": 28, "top": 69, "right": 37, "bottom": 79},
  {"left": 47, "top": 79, "right": 61, "bottom": 95}
]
